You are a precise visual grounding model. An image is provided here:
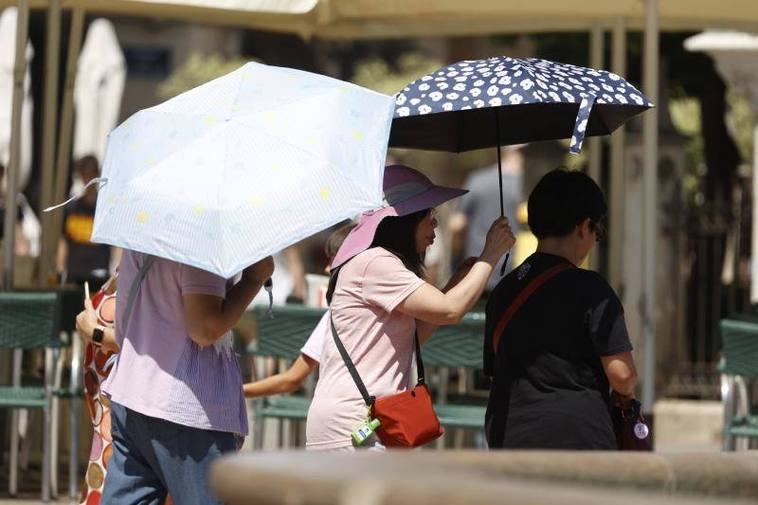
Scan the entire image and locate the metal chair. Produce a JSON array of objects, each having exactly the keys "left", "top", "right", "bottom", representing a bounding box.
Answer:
[
  {"left": 247, "top": 306, "right": 489, "bottom": 449},
  {"left": 246, "top": 305, "right": 326, "bottom": 448},
  {"left": 0, "top": 292, "right": 62, "bottom": 502},
  {"left": 719, "top": 319, "right": 758, "bottom": 451},
  {"left": 423, "top": 312, "right": 487, "bottom": 447},
  {"left": 50, "top": 286, "right": 86, "bottom": 499}
]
